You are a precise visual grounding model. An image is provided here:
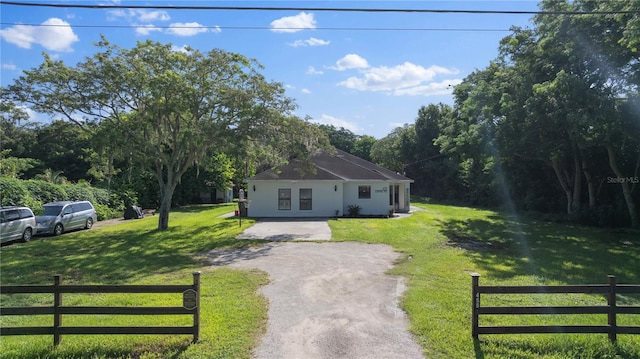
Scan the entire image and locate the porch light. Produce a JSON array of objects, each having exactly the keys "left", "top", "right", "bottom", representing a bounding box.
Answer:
[
  {"left": 334, "top": 185, "right": 337, "bottom": 191},
  {"left": 253, "top": 185, "right": 256, "bottom": 192}
]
